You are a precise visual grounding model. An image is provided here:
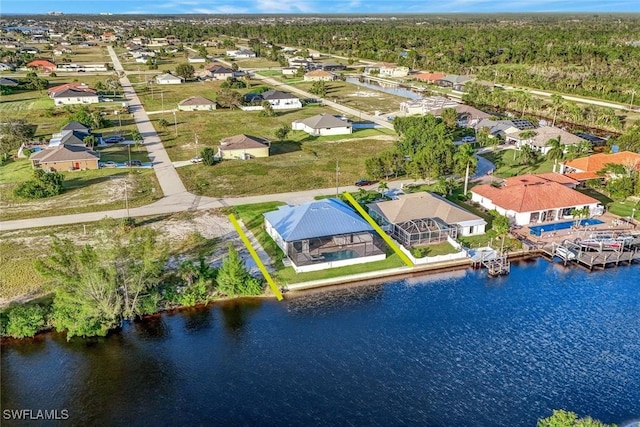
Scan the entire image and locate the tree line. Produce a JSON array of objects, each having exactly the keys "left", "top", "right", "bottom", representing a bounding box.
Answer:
[{"left": 0, "top": 223, "right": 263, "bottom": 340}]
